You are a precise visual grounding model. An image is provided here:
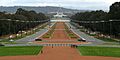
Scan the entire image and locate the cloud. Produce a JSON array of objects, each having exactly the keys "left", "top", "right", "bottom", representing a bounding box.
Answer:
[{"left": 0, "top": 0, "right": 119, "bottom": 10}]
